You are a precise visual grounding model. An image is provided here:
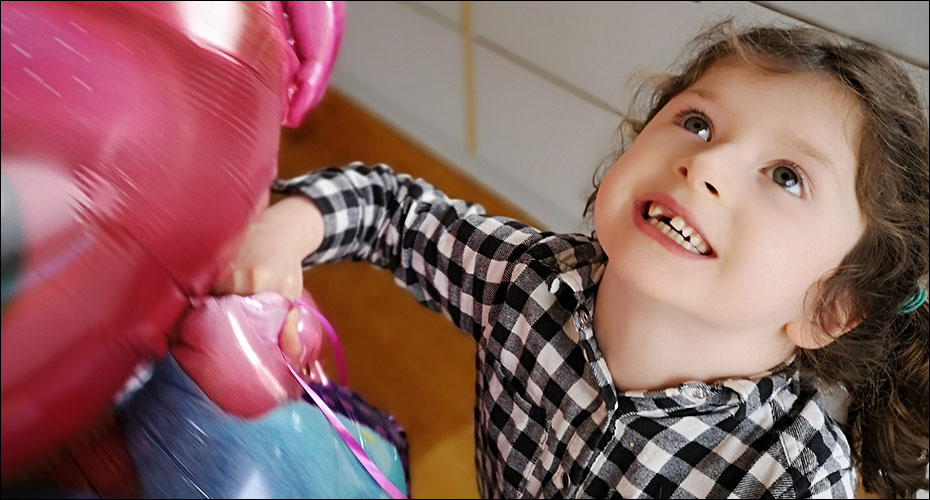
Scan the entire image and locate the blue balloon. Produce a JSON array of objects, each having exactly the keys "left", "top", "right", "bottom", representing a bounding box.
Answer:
[{"left": 118, "top": 355, "right": 408, "bottom": 499}]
